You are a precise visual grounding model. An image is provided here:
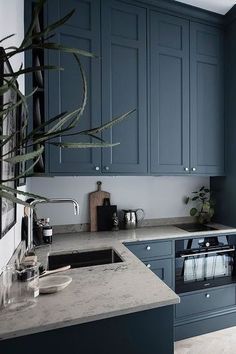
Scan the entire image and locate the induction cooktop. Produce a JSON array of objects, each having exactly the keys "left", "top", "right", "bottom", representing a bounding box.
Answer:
[{"left": 175, "top": 223, "right": 217, "bottom": 232}]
